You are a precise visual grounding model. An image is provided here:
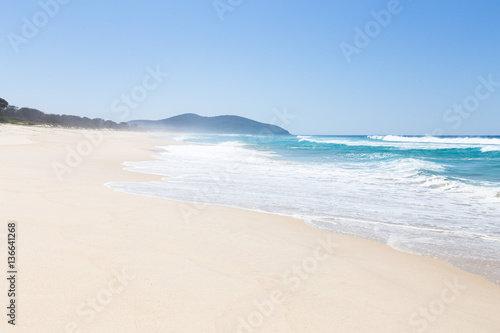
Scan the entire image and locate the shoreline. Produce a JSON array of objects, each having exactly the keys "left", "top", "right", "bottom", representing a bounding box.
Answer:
[
  {"left": 106, "top": 186, "right": 500, "bottom": 286},
  {"left": 109, "top": 136, "right": 500, "bottom": 286},
  {"left": 1, "top": 124, "right": 500, "bottom": 332}
]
